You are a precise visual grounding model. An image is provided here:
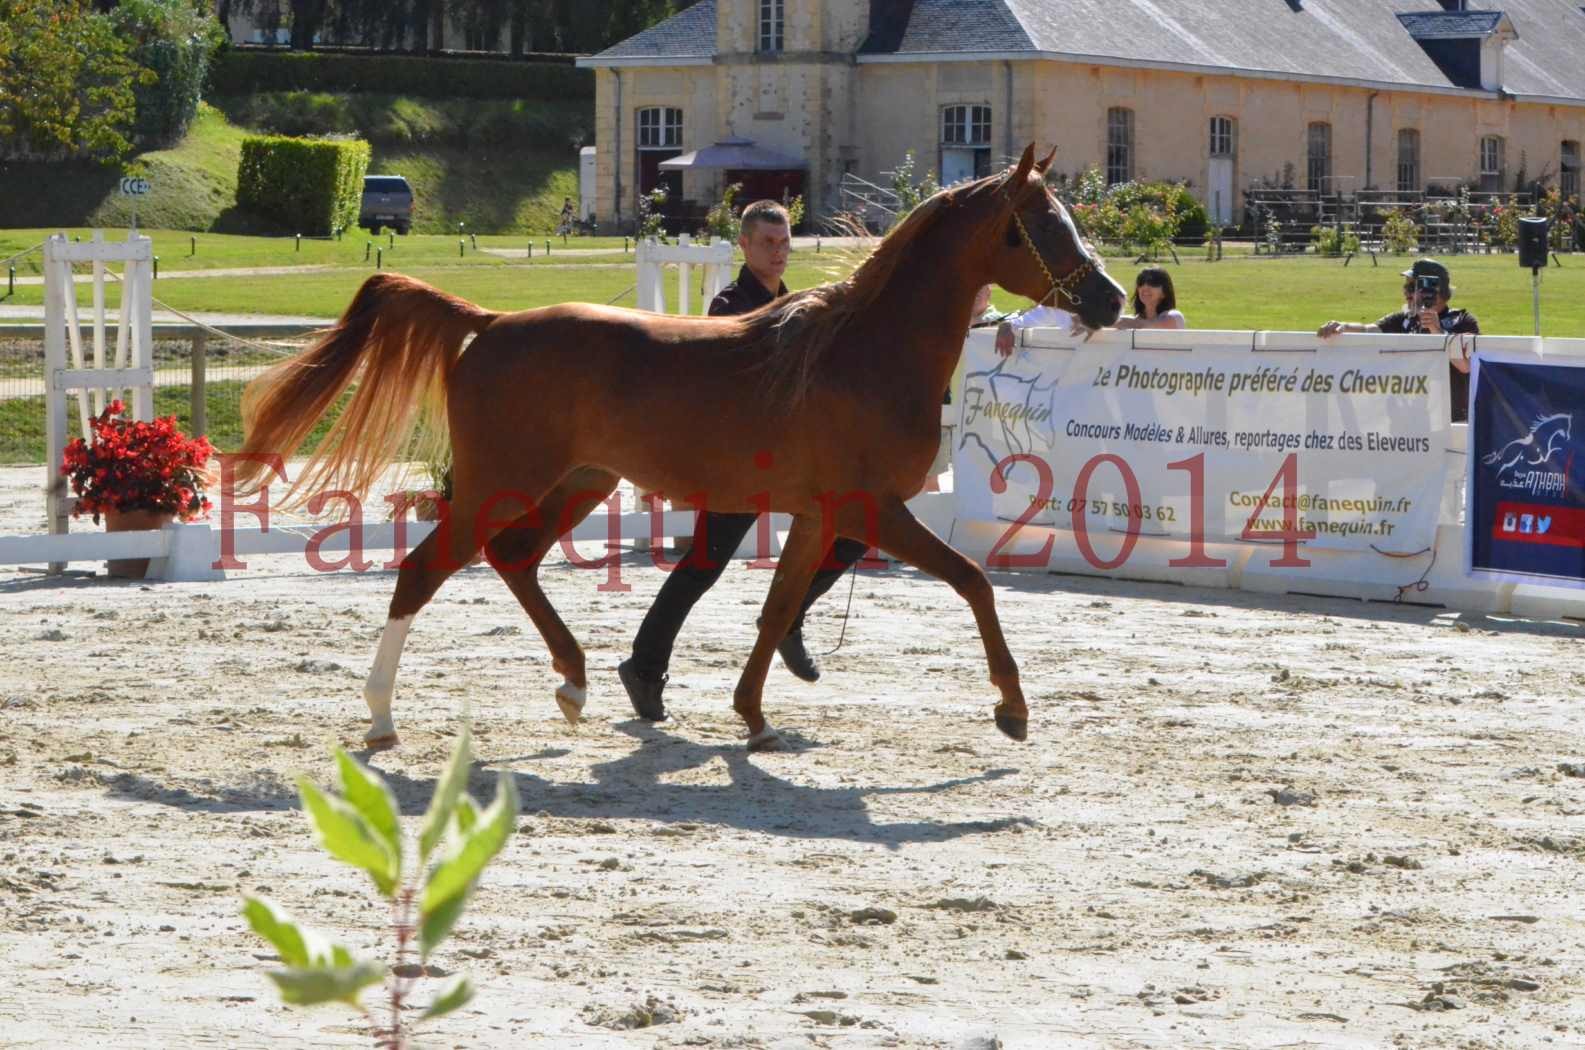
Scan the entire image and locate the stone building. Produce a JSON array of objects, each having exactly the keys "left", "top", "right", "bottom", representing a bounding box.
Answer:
[{"left": 577, "top": 0, "right": 1585, "bottom": 230}]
